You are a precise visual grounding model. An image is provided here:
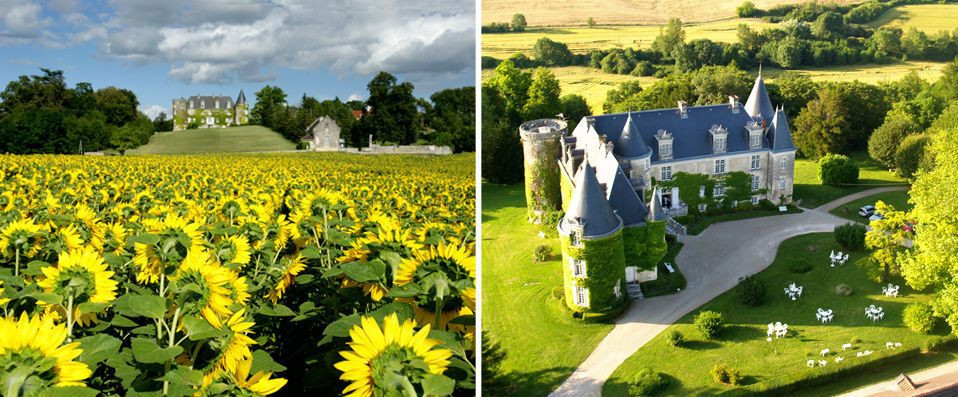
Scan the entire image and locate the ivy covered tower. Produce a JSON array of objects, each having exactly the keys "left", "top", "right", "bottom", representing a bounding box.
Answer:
[
  {"left": 520, "top": 119, "right": 565, "bottom": 223},
  {"left": 557, "top": 154, "right": 628, "bottom": 316}
]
